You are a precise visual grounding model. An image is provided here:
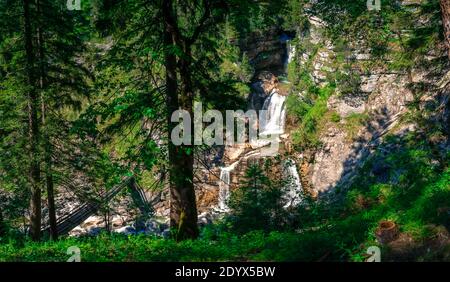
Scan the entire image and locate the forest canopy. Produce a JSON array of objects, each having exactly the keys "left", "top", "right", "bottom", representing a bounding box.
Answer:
[{"left": 0, "top": 0, "right": 449, "bottom": 262}]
